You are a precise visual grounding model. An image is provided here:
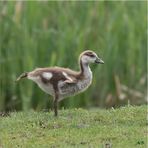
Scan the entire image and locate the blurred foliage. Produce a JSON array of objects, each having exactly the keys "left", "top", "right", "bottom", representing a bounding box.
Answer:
[{"left": 0, "top": 1, "right": 147, "bottom": 111}]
